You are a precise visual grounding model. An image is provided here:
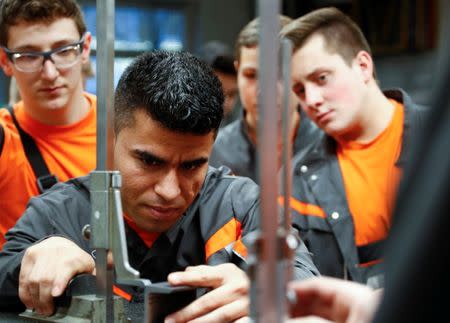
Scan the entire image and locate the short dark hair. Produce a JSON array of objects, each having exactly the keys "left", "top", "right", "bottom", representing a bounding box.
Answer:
[
  {"left": 114, "top": 50, "right": 224, "bottom": 136},
  {"left": 198, "top": 41, "right": 236, "bottom": 75},
  {"left": 0, "top": 0, "right": 87, "bottom": 46},
  {"left": 235, "top": 15, "right": 292, "bottom": 63},
  {"left": 280, "top": 7, "right": 372, "bottom": 67}
]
